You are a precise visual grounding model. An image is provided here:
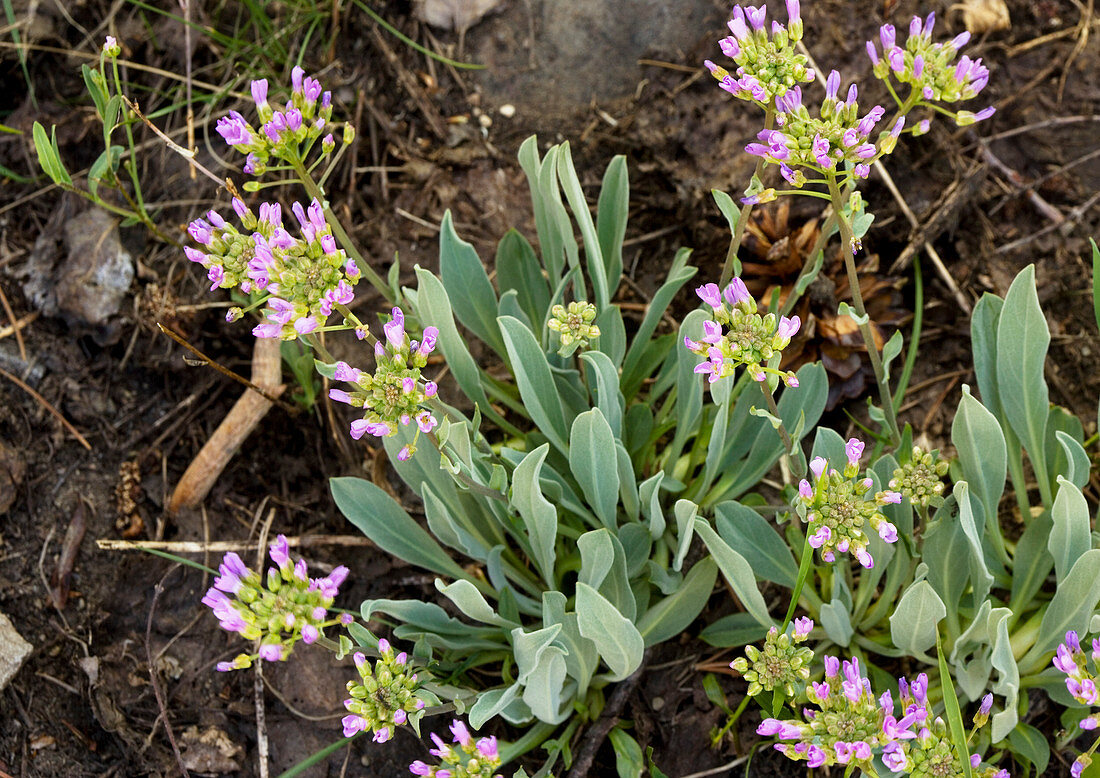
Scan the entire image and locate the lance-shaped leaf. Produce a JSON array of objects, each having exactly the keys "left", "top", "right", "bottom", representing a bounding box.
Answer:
[
  {"left": 952, "top": 386, "right": 1007, "bottom": 536},
  {"left": 693, "top": 518, "right": 772, "bottom": 627},
  {"left": 1022, "top": 549, "right": 1100, "bottom": 672},
  {"left": 569, "top": 408, "right": 621, "bottom": 530},
  {"left": 575, "top": 583, "right": 644, "bottom": 681},
  {"left": 636, "top": 557, "right": 717, "bottom": 646},
  {"left": 499, "top": 315, "right": 571, "bottom": 454},
  {"left": 439, "top": 210, "right": 505, "bottom": 357},
  {"left": 511, "top": 444, "right": 558, "bottom": 587},
  {"left": 1049, "top": 475, "right": 1091, "bottom": 583}
]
